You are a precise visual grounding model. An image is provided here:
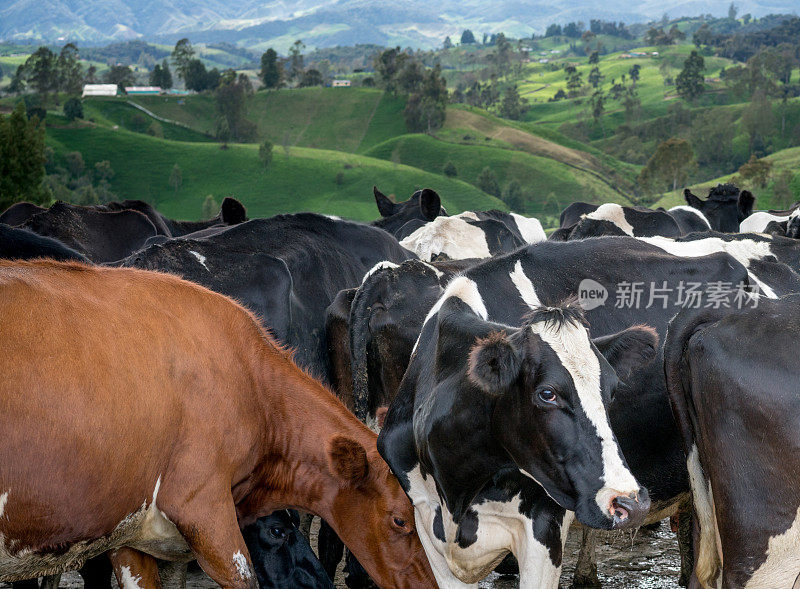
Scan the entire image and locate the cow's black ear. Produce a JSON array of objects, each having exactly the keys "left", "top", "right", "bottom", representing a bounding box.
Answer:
[
  {"left": 468, "top": 330, "right": 521, "bottom": 396},
  {"left": 374, "top": 186, "right": 396, "bottom": 217},
  {"left": 594, "top": 325, "right": 659, "bottom": 380},
  {"left": 684, "top": 189, "right": 703, "bottom": 210},
  {"left": 738, "top": 190, "right": 756, "bottom": 221},
  {"left": 419, "top": 189, "right": 441, "bottom": 221},
  {"left": 221, "top": 197, "right": 247, "bottom": 225},
  {"left": 328, "top": 435, "right": 369, "bottom": 486}
]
